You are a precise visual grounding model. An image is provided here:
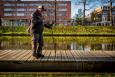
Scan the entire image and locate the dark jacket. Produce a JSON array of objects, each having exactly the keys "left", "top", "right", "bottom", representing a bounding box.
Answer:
[
  {"left": 29, "top": 10, "right": 53, "bottom": 34},
  {"left": 30, "top": 10, "right": 44, "bottom": 34}
]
